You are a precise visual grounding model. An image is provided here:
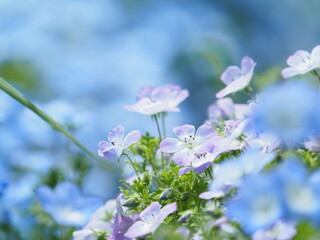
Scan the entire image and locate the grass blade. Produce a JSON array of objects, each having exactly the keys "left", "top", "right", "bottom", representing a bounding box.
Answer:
[{"left": 0, "top": 76, "right": 111, "bottom": 170}]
